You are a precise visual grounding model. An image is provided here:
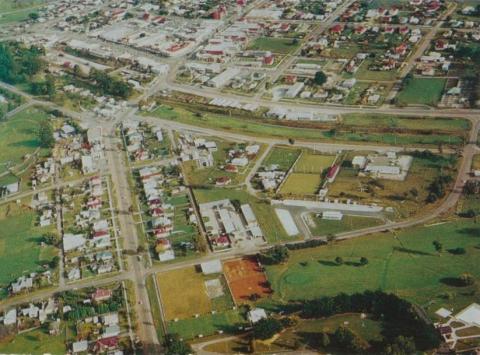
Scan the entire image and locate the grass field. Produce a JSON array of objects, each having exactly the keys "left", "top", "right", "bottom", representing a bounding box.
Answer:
[
  {"left": 308, "top": 215, "right": 384, "bottom": 236},
  {"left": 0, "top": 326, "right": 66, "bottom": 354},
  {"left": 264, "top": 219, "right": 480, "bottom": 317},
  {"left": 0, "top": 201, "right": 58, "bottom": 288},
  {"left": 147, "top": 104, "right": 463, "bottom": 146},
  {"left": 167, "top": 309, "right": 246, "bottom": 340},
  {"left": 193, "top": 188, "right": 296, "bottom": 243},
  {"left": 248, "top": 37, "right": 300, "bottom": 54},
  {"left": 0, "top": 107, "right": 50, "bottom": 175},
  {"left": 183, "top": 140, "right": 264, "bottom": 186},
  {"left": 280, "top": 173, "right": 321, "bottom": 196},
  {"left": 397, "top": 78, "right": 446, "bottom": 106},
  {"left": 342, "top": 113, "right": 469, "bottom": 132},
  {"left": 294, "top": 152, "right": 335, "bottom": 174},
  {"left": 157, "top": 267, "right": 233, "bottom": 320},
  {"left": 472, "top": 155, "right": 480, "bottom": 170},
  {"left": 262, "top": 147, "right": 301, "bottom": 171}
]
